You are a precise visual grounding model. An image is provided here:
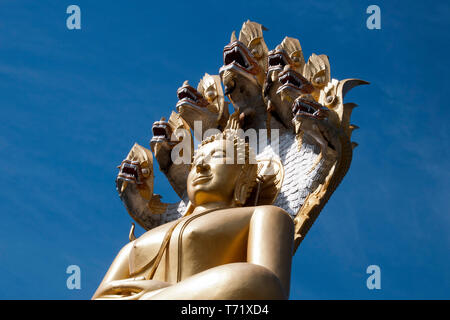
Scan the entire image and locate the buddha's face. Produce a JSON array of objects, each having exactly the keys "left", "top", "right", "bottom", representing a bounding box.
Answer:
[{"left": 187, "top": 139, "right": 242, "bottom": 206}]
